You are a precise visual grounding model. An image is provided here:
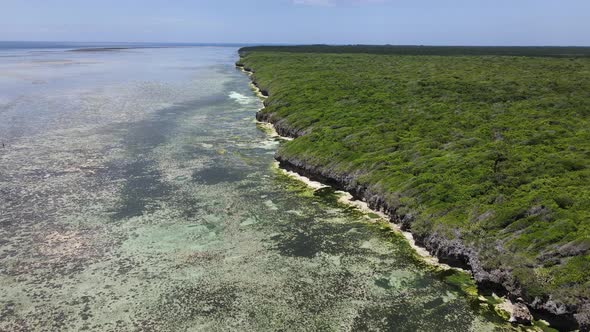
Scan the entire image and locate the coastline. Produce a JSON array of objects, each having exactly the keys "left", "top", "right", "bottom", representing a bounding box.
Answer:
[
  {"left": 239, "top": 65, "right": 450, "bottom": 269},
  {"left": 236, "top": 62, "right": 584, "bottom": 331}
]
